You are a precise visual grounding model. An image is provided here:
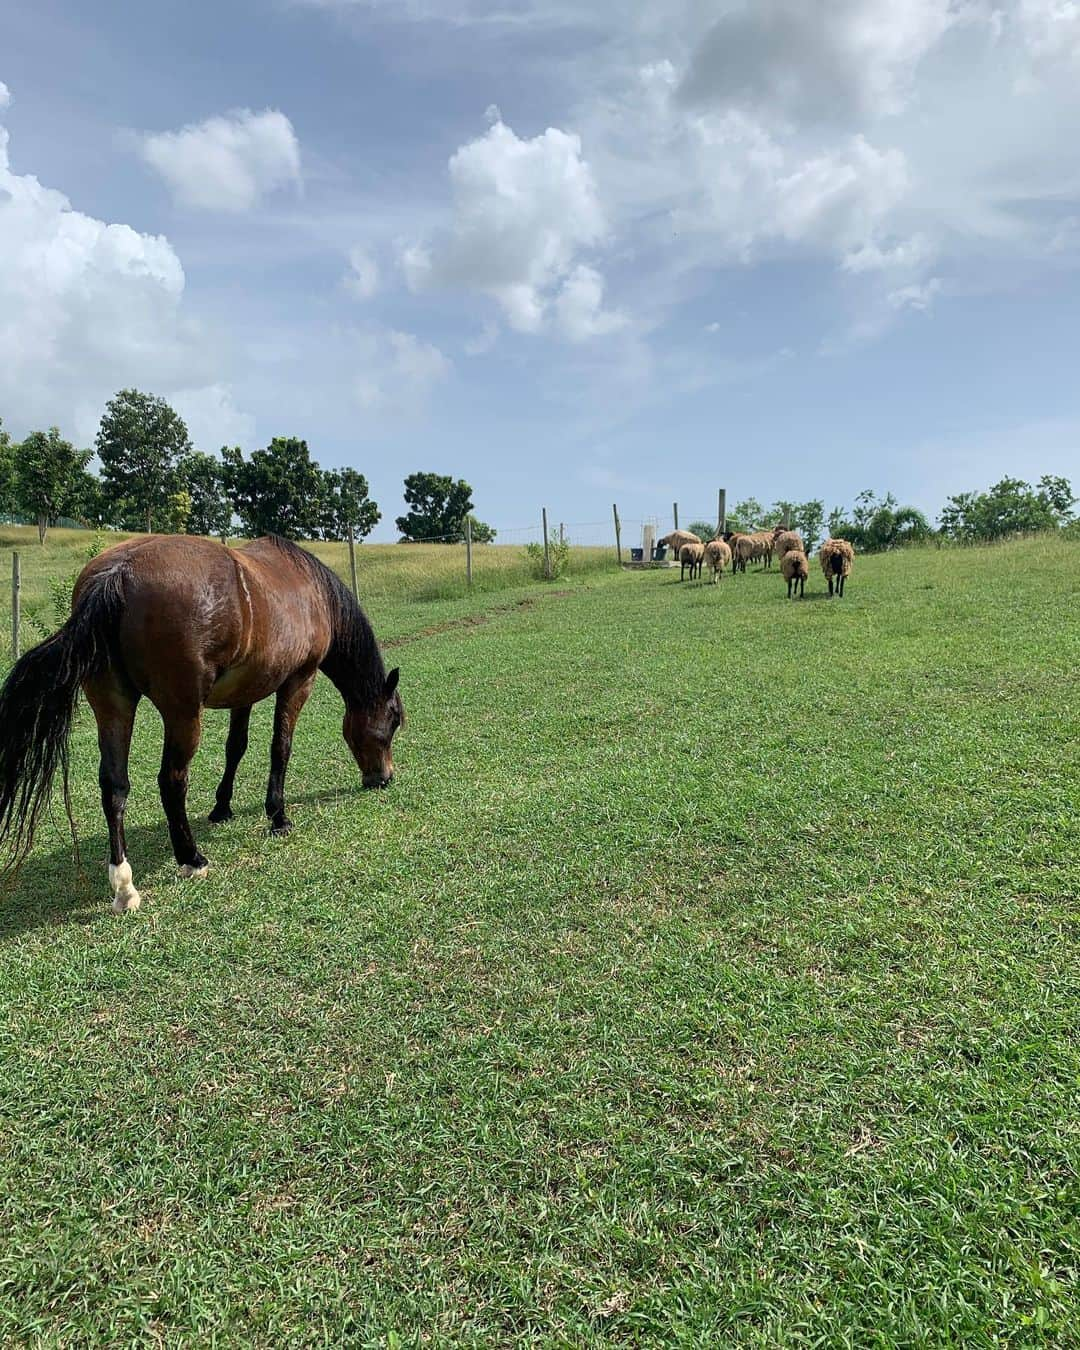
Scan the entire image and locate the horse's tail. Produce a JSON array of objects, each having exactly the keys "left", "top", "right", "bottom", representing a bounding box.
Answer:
[{"left": 0, "top": 559, "right": 128, "bottom": 875}]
